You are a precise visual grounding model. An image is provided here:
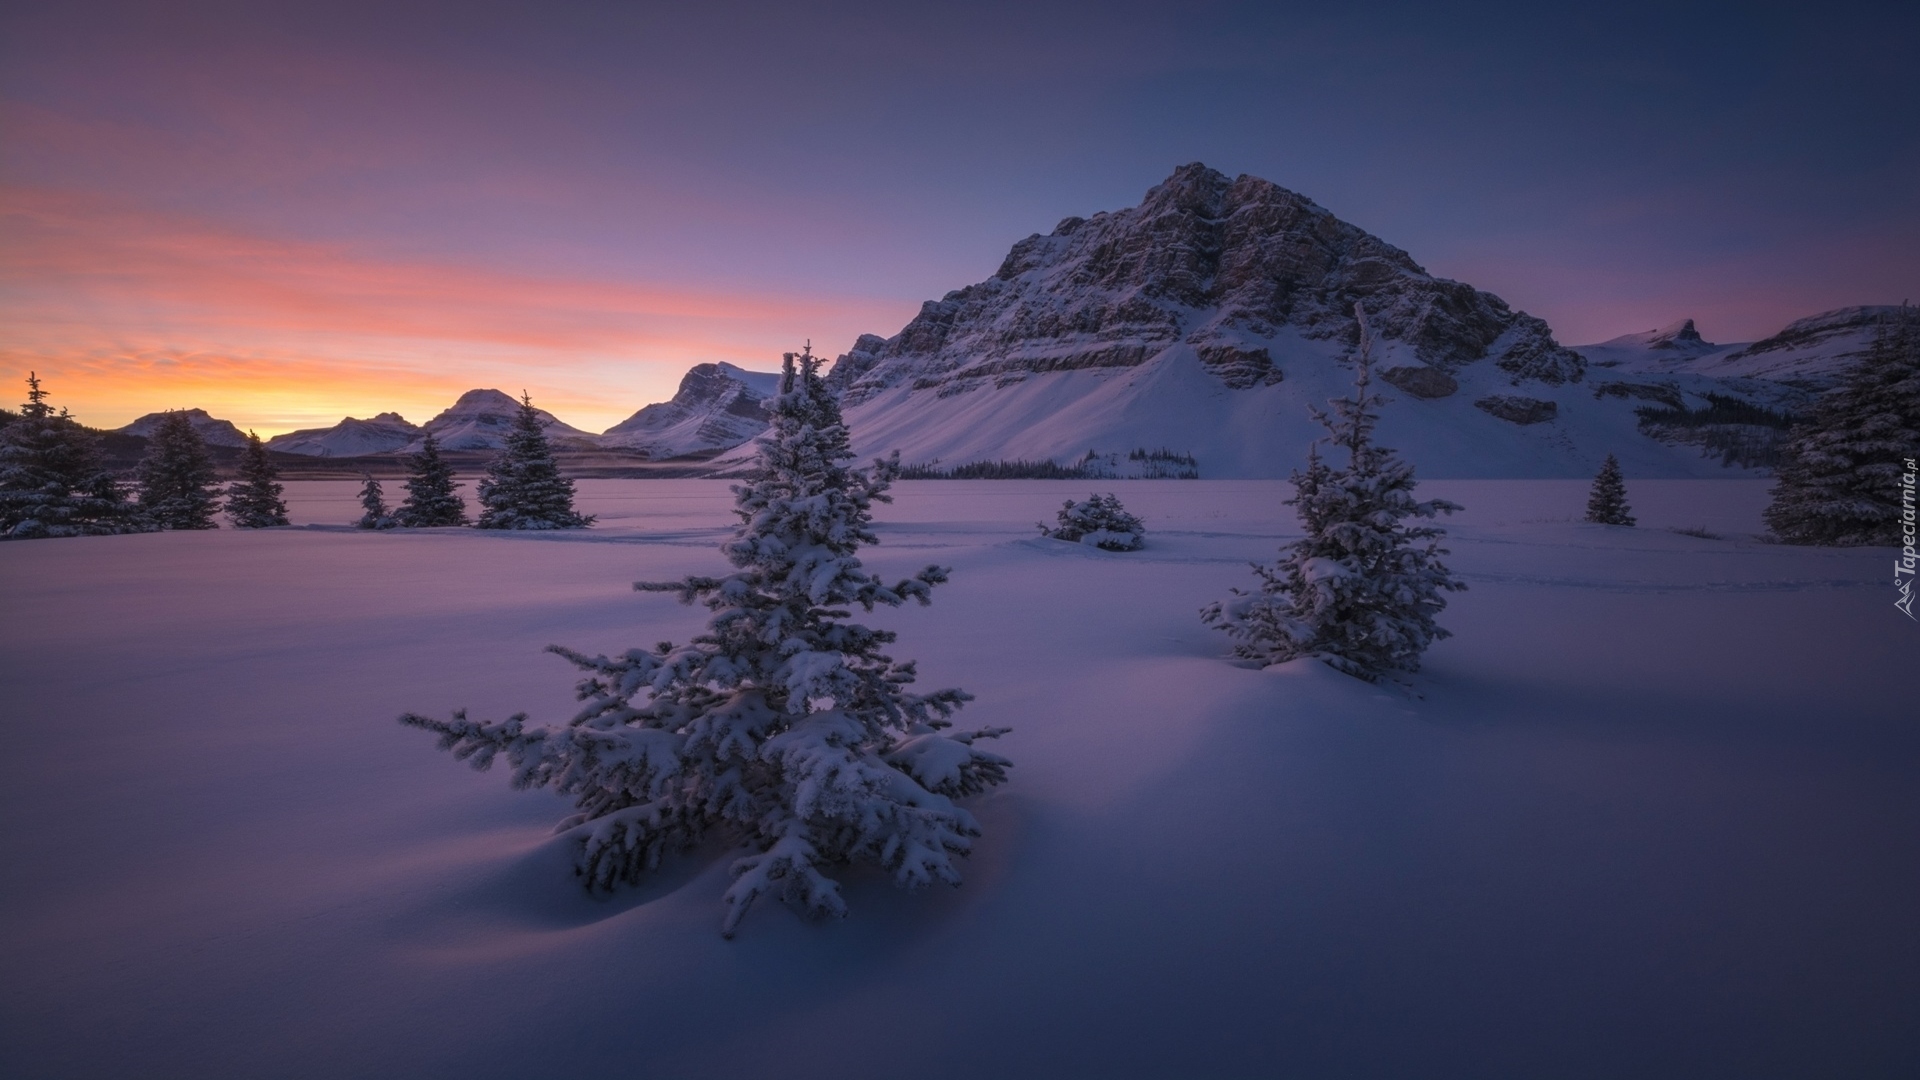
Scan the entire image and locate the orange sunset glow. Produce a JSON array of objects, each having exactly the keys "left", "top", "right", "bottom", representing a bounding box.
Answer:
[{"left": 0, "top": 185, "right": 912, "bottom": 433}]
